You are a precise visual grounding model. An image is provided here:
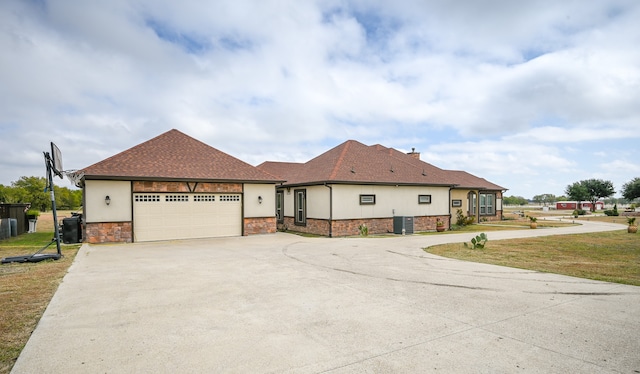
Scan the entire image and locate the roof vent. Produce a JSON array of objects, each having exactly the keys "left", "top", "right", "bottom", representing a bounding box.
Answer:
[{"left": 351, "top": 166, "right": 355, "bottom": 173}]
